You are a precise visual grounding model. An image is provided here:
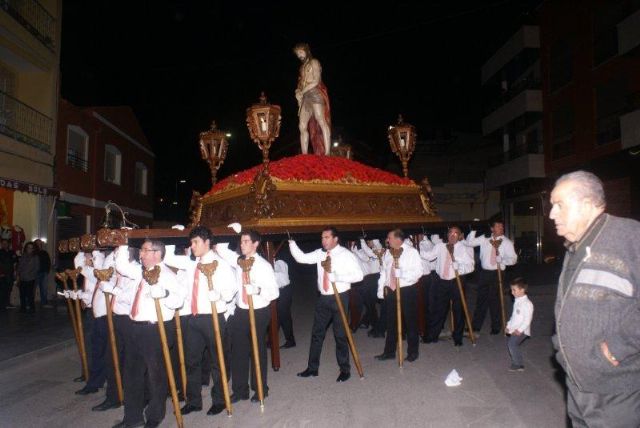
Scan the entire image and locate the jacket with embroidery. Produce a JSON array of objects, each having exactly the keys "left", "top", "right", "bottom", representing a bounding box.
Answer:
[{"left": 553, "top": 214, "right": 640, "bottom": 393}]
